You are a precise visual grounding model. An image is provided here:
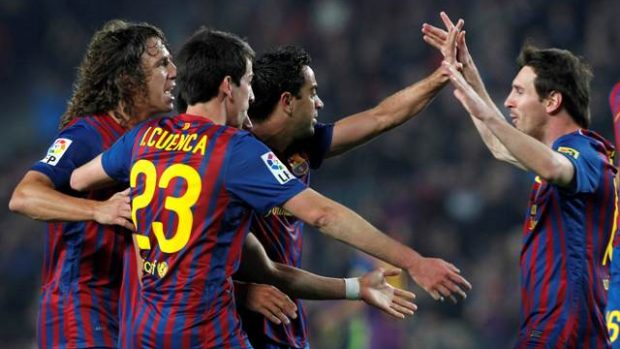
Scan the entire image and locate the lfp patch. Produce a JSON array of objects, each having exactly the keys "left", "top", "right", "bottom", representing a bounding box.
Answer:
[
  {"left": 261, "top": 152, "right": 294, "bottom": 184},
  {"left": 41, "top": 138, "right": 73, "bottom": 166},
  {"left": 557, "top": 146, "right": 580, "bottom": 159}
]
